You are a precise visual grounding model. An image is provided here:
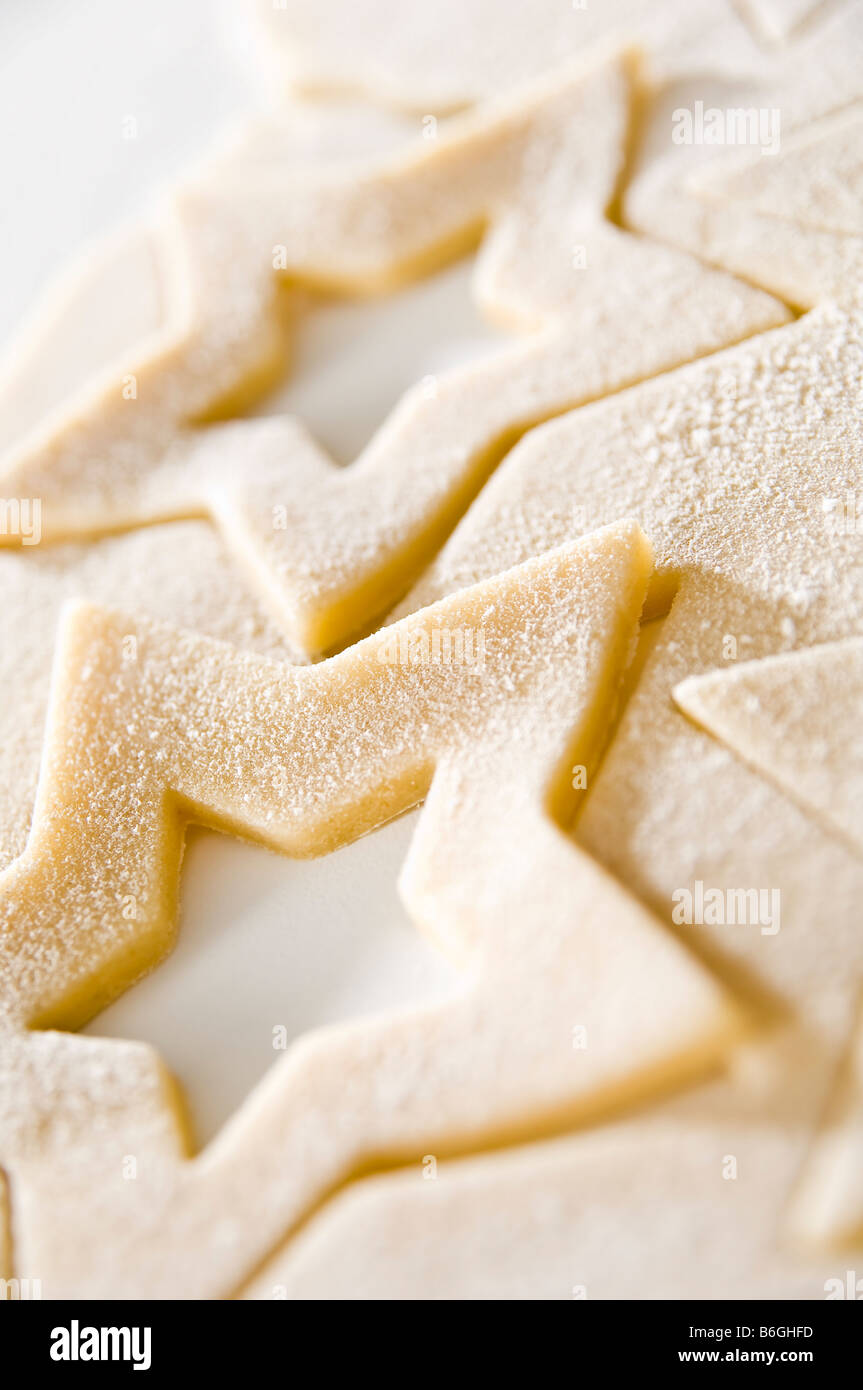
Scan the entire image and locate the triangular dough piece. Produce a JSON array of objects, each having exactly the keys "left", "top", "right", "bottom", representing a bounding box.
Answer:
[
  {"left": 624, "top": 5, "right": 863, "bottom": 308},
  {"left": 0, "top": 101, "right": 416, "bottom": 456},
  {"left": 690, "top": 105, "right": 863, "bottom": 238},
  {"left": 674, "top": 640, "right": 863, "bottom": 860},
  {"left": 0, "top": 523, "right": 740, "bottom": 1297}
]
